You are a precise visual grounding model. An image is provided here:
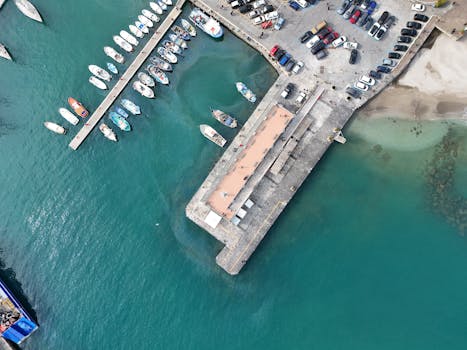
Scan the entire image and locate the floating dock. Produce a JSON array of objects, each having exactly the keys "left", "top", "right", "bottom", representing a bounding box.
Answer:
[{"left": 69, "top": 0, "right": 186, "bottom": 150}]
